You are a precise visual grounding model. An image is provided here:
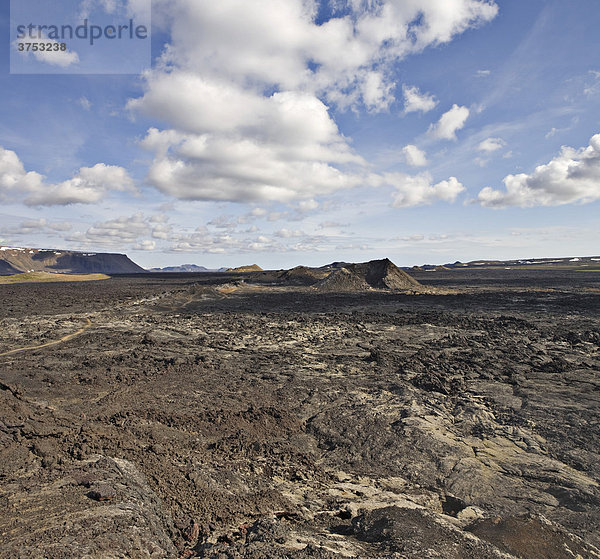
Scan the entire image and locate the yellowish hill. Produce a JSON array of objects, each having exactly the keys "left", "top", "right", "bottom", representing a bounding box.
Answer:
[
  {"left": 226, "top": 264, "right": 263, "bottom": 273},
  {"left": 0, "top": 272, "right": 110, "bottom": 284}
]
